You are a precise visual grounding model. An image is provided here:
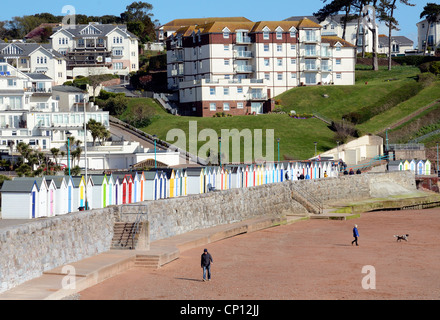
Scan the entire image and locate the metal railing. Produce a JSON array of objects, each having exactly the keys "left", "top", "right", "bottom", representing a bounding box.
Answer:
[{"left": 291, "top": 182, "right": 323, "bottom": 214}]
